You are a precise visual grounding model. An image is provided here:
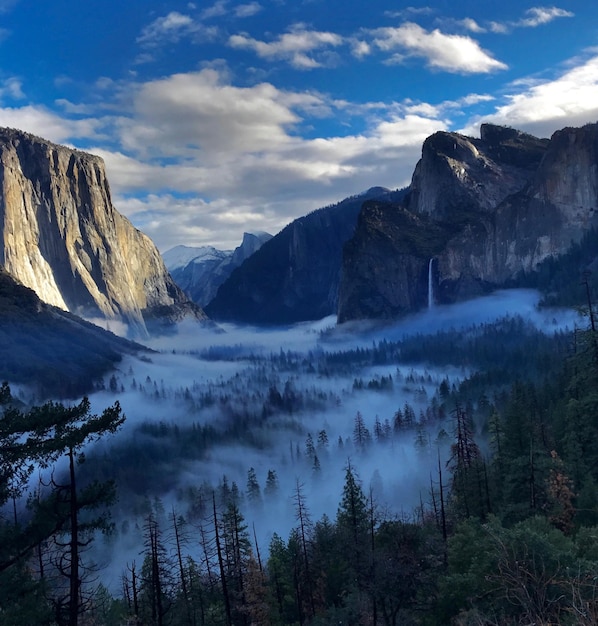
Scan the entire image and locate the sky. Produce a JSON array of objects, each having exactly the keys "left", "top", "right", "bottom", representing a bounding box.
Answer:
[{"left": 1, "top": 1, "right": 597, "bottom": 252}]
